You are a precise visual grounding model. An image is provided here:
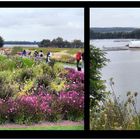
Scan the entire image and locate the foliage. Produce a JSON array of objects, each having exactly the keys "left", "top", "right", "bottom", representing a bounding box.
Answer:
[
  {"left": 0, "top": 73, "right": 17, "bottom": 99},
  {"left": 59, "top": 91, "right": 84, "bottom": 121},
  {"left": 0, "top": 55, "right": 84, "bottom": 124},
  {"left": 11, "top": 47, "right": 23, "bottom": 55},
  {"left": 38, "top": 37, "right": 84, "bottom": 48},
  {"left": 90, "top": 79, "right": 140, "bottom": 130},
  {"left": 0, "top": 56, "right": 34, "bottom": 71},
  {"left": 90, "top": 46, "right": 109, "bottom": 108},
  {"left": 15, "top": 68, "right": 35, "bottom": 82},
  {"left": 50, "top": 78, "right": 66, "bottom": 93},
  {"left": 0, "top": 58, "right": 16, "bottom": 71},
  {"left": 90, "top": 29, "right": 140, "bottom": 39},
  {"left": 57, "top": 55, "right": 76, "bottom": 64}
]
